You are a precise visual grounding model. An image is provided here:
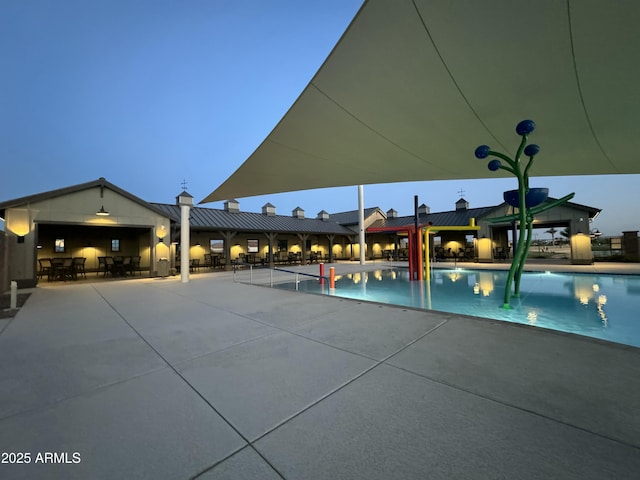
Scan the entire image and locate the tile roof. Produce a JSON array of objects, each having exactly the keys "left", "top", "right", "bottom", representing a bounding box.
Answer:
[{"left": 152, "top": 203, "right": 355, "bottom": 235}]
